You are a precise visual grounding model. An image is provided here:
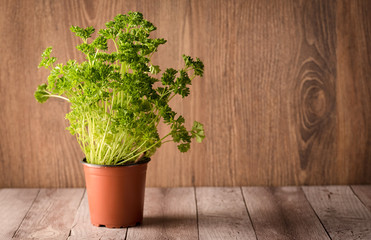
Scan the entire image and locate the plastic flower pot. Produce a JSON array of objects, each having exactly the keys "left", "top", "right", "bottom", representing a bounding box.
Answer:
[{"left": 81, "top": 159, "right": 149, "bottom": 228}]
